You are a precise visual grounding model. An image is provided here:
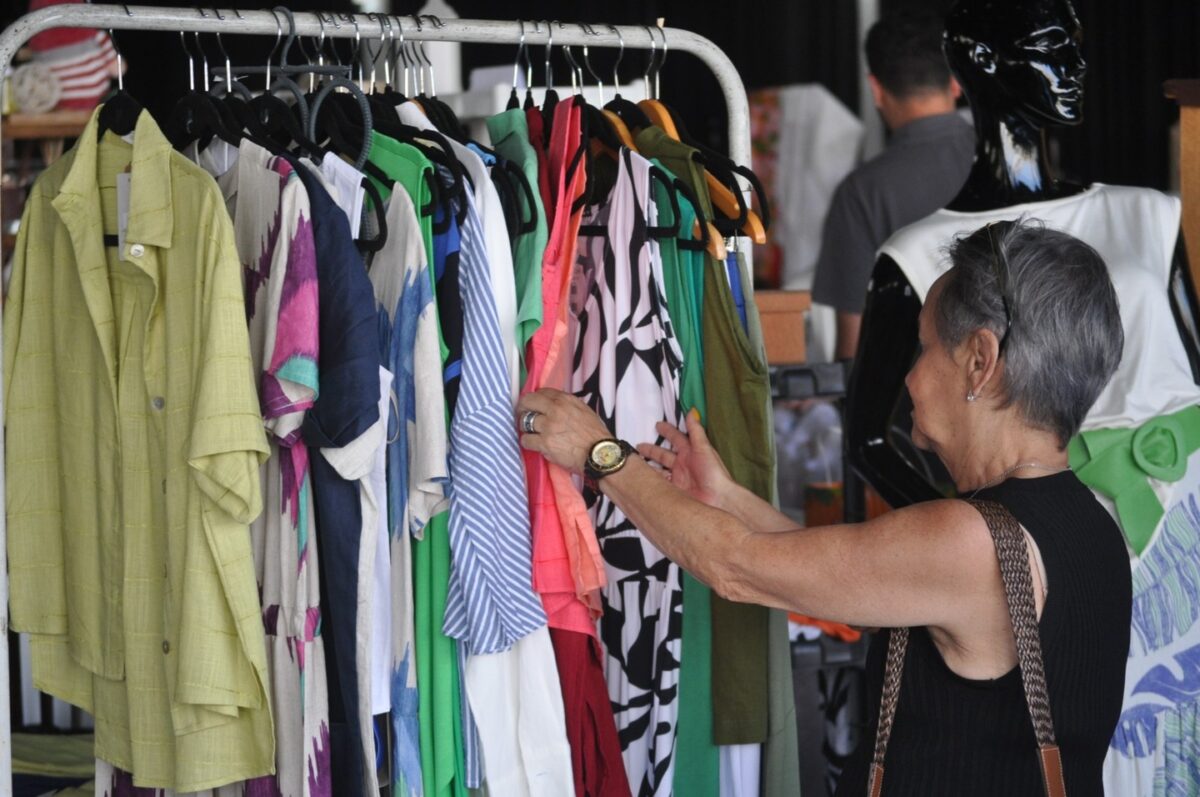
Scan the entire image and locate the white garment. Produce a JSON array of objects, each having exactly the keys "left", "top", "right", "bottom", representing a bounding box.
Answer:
[
  {"left": 320, "top": 152, "right": 366, "bottom": 239},
  {"left": 368, "top": 185, "right": 451, "bottom": 535},
  {"left": 881, "top": 183, "right": 1197, "bottom": 433},
  {"left": 769, "top": 84, "right": 864, "bottom": 292},
  {"left": 753, "top": 85, "right": 862, "bottom": 363},
  {"left": 464, "top": 627, "right": 575, "bottom": 797},
  {"left": 186, "top": 137, "right": 239, "bottom": 178},
  {"left": 368, "top": 185, "right": 441, "bottom": 794},
  {"left": 571, "top": 149, "right": 685, "bottom": 796},
  {"left": 297, "top": 156, "right": 338, "bottom": 201},
  {"left": 320, "top": 369, "right": 390, "bottom": 797},
  {"left": 368, "top": 368, "right": 394, "bottom": 714},
  {"left": 395, "top": 101, "right": 522, "bottom": 404},
  {"left": 719, "top": 744, "right": 762, "bottom": 797}
]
